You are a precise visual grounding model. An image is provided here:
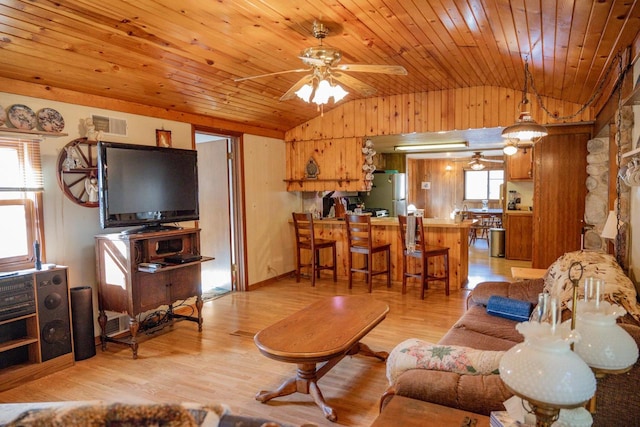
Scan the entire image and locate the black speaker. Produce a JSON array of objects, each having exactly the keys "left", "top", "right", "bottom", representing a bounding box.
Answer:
[
  {"left": 36, "top": 269, "right": 73, "bottom": 362},
  {"left": 70, "top": 286, "right": 96, "bottom": 361}
]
